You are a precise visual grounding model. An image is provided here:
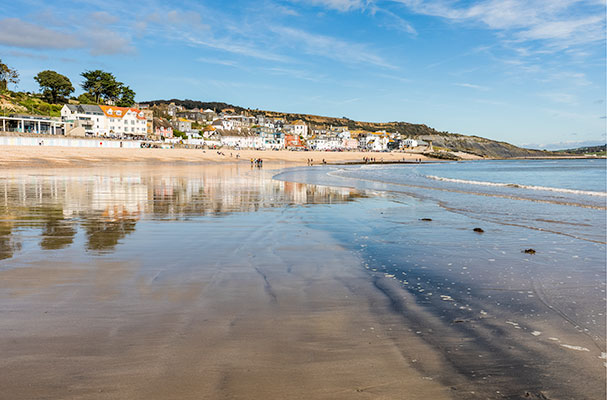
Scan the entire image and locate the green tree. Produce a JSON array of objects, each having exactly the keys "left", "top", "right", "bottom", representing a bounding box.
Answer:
[
  {"left": 81, "top": 70, "right": 119, "bottom": 103},
  {"left": 34, "top": 70, "right": 74, "bottom": 104},
  {"left": 0, "top": 59, "right": 19, "bottom": 91},
  {"left": 77, "top": 92, "right": 97, "bottom": 105},
  {"left": 116, "top": 85, "right": 135, "bottom": 107}
]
